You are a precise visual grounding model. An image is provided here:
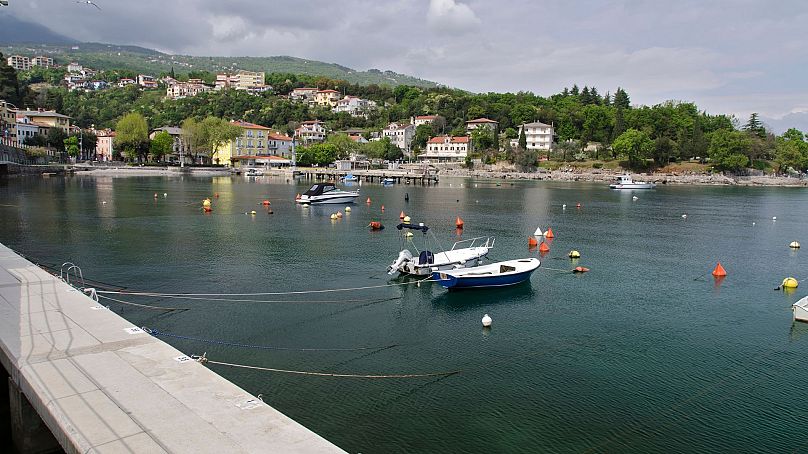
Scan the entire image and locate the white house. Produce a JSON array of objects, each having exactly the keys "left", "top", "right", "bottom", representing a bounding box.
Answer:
[
  {"left": 466, "top": 117, "right": 499, "bottom": 132},
  {"left": 421, "top": 135, "right": 470, "bottom": 162},
  {"left": 166, "top": 80, "right": 212, "bottom": 99},
  {"left": 333, "top": 96, "right": 376, "bottom": 116},
  {"left": 267, "top": 132, "right": 294, "bottom": 157},
  {"left": 382, "top": 122, "right": 415, "bottom": 156},
  {"left": 290, "top": 87, "right": 318, "bottom": 101},
  {"left": 67, "top": 62, "right": 83, "bottom": 73},
  {"left": 520, "top": 121, "right": 555, "bottom": 151},
  {"left": 6, "top": 55, "right": 30, "bottom": 71},
  {"left": 295, "top": 120, "right": 327, "bottom": 144},
  {"left": 412, "top": 115, "right": 437, "bottom": 126},
  {"left": 118, "top": 78, "right": 136, "bottom": 88}
]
